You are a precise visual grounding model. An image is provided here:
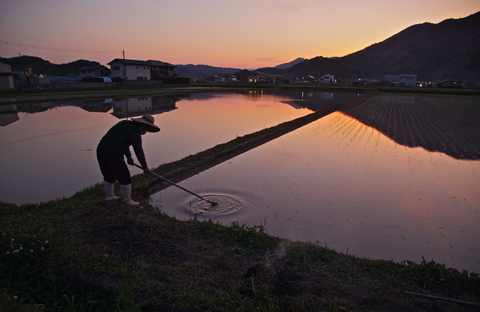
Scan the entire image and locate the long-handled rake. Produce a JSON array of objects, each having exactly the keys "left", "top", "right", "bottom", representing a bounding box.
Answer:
[{"left": 133, "top": 164, "right": 218, "bottom": 207}]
